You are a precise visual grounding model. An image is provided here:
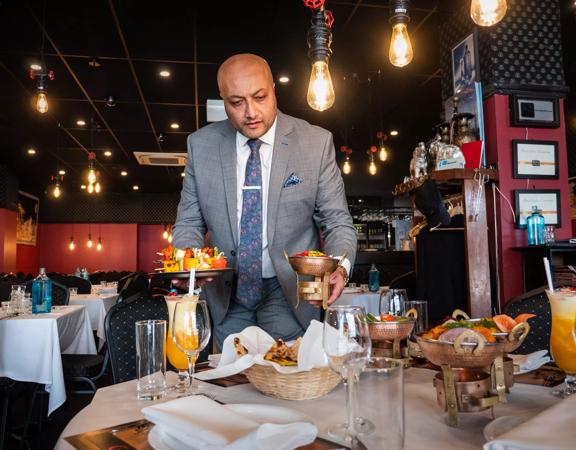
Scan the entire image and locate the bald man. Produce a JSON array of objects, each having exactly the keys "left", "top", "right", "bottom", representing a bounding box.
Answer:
[{"left": 173, "top": 54, "right": 357, "bottom": 348}]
